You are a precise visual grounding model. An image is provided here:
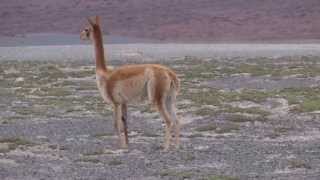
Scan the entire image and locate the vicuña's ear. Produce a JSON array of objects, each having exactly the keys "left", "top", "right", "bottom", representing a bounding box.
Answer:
[
  {"left": 87, "top": 17, "right": 95, "bottom": 26},
  {"left": 95, "top": 16, "right": 101, "bottom": 25}
]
